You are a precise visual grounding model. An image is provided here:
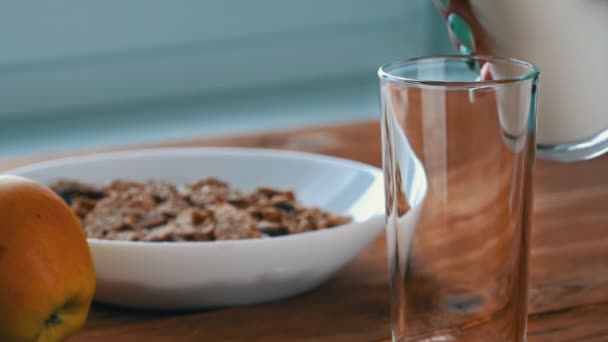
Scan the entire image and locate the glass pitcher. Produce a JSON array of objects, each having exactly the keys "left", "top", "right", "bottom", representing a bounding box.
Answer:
[{"left": 432, "top": 0, "right": 608, "bottom": 162}]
